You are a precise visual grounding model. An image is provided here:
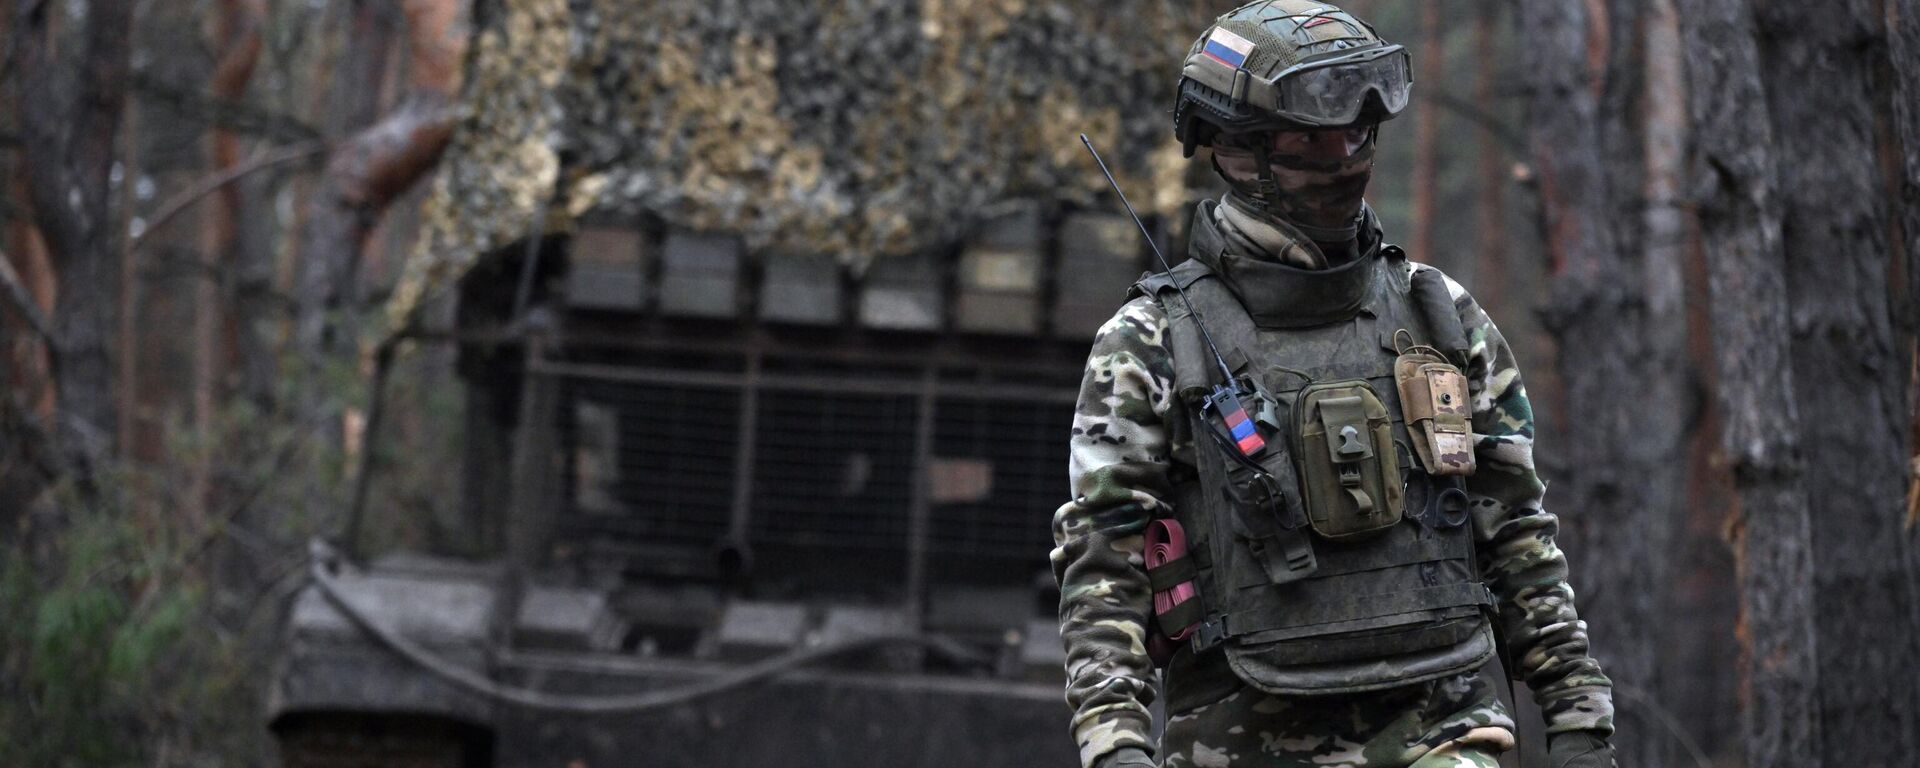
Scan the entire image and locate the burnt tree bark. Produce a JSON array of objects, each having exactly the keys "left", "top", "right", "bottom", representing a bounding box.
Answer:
[
  {"left": 1518, "top": 2, "right": 1686, "bottom": 764},
  {"left": 1752, "top": 1, "right": 1920, "bottom": 759},
  {"left": 10, "top": 0, "right": 135, "bottom": 469}
]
